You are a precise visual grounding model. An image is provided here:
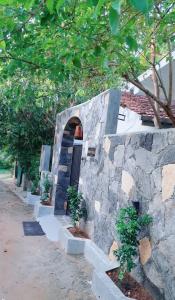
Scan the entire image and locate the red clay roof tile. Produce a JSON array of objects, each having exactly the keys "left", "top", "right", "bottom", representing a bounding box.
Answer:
[{"left": 121, "top": 92, "right": 175, "bottom": 120}]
